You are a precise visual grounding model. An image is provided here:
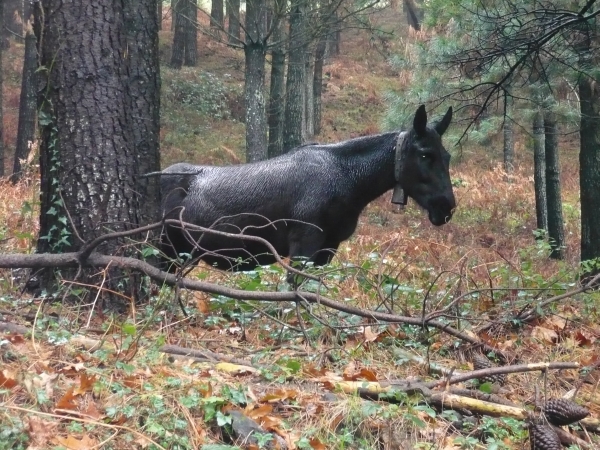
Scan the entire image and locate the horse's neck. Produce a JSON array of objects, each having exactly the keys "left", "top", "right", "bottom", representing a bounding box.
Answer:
[{"left": 342, "top": 132, "right": 399, "bottom": 205}]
